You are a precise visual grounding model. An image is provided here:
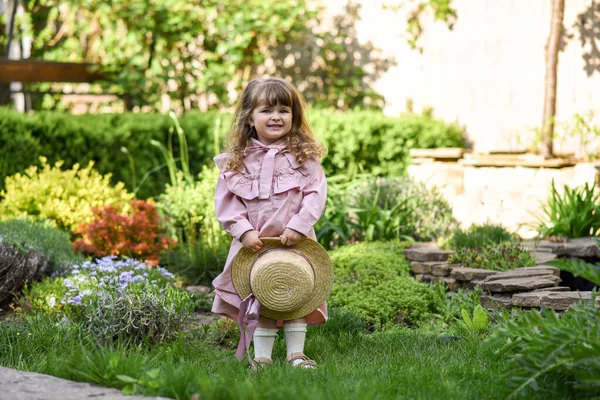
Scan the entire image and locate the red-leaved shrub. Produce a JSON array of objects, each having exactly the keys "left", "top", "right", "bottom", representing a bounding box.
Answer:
[{"left": 73, "top": 200, "right": 174, "bottom": 265}]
